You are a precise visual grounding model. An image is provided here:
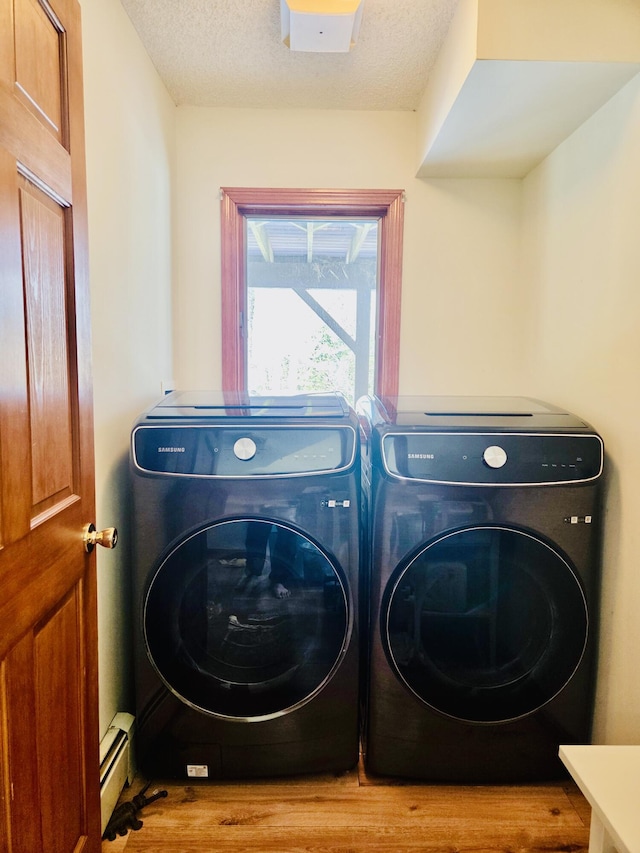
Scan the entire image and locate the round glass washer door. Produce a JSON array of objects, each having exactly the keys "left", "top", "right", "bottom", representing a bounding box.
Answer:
[
  {"left": 383, "top": 525, "right": 588, "bottom": 724},
  {"left": 144, "top": 518, "right": 351, "bottom": 721}
]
